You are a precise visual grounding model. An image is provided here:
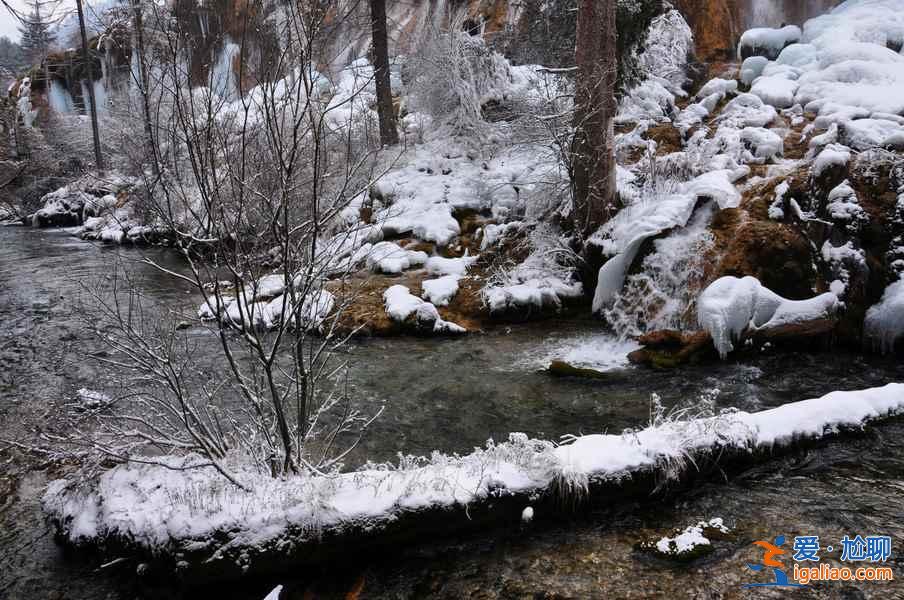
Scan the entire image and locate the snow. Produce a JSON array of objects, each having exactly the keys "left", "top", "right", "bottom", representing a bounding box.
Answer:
[
  {"left": 740, "top": 56, "right": 770, "bottom": 86},
  {"left": 740, "top": 127, "right": 784, "bottom": 162},
  {"left": 717, "top": 93, "right": 778, "bottom": 129},
  {"left": 865, "top": 276, "right": 904, "bottom": 352},
  {"left": 421, "top": 275, "right": 461, "bottom": 307},
  {"left": 521, "top": 506, "right": 534, "bottom": 523},
  {"left": 840, "top": 118, "right": 904, "bottom": 150},
  {"left": 636, "top": 9, "right": 694, "bottom": 95},
  {"left": 813, "top": 143, "right": 852, "bottom": 177},
  {"left": 480, "top": 221, "right": 524, "bottom": 250},
  {"left": 198, "top": 289, "right": 334, "bottom": 331},
  {"left": 263, "top": 586, "right": 283, "bottom": 600},
  {"left": 44, "top": 384, "right": 904, "bottom": 558},
  {"left": 750, "top": 76, "right": 799, "bottom": 109},
  {"left": 825, "top": 180, "right": 867, "bottom": 225},
  {"left": 484, "top": 281, "right": 575, "bottom": 314},
  {"left": 768, "top": 181, "right": 790, "bottom": 220},
  {"left": 739, "top": 26, "right": 802, "bottom": 60},
  {"left": 591, "top": 171, "right": 741, "bottom": 312},
  {"left": 654, "top": 518, "right": 729, "bottom": 556},
  {"left": 366, "top": 241, "right": 428, "bottom": 274},
  {"left": 695, "top": 78, "right": 737, "bottom": 100},
  {"left": 75, "top": 389, "right": 112, "bottom": 411},
  {"left": 697, "top": 276, "right": 840, "bottom": 358},
  {"left": 821, "top": 240, "right": 867, "bottom": 297},
  {"left": 425, "top": 254, "right": 478, "bottom": 277},
  {"left": 382, "top": 285, "right": 466, "bottom": 333}
]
